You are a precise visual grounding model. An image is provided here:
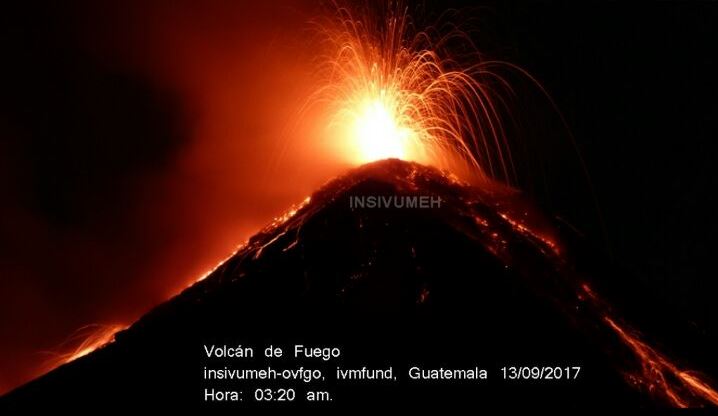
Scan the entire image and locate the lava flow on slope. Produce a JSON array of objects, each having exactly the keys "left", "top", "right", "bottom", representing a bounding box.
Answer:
[{"left": 2, "top": 159, "right": 717, "bottom": 410}]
